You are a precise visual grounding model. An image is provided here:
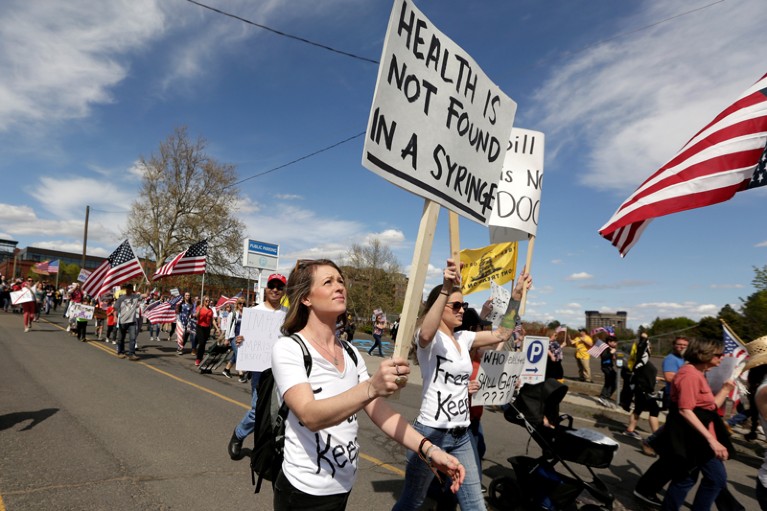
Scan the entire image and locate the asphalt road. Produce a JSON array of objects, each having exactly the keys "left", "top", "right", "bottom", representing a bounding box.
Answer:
[{"left": 0, "top": 312, "right": 761, "bottom": 510}]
